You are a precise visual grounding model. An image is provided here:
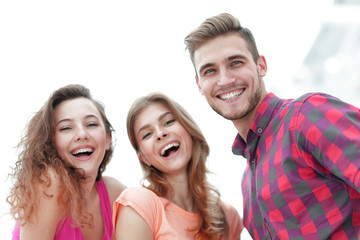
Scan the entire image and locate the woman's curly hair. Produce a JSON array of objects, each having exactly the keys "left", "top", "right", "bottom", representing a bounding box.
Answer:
[{"left": 7, "top": 84, "right": 115, "bottom": 228}]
